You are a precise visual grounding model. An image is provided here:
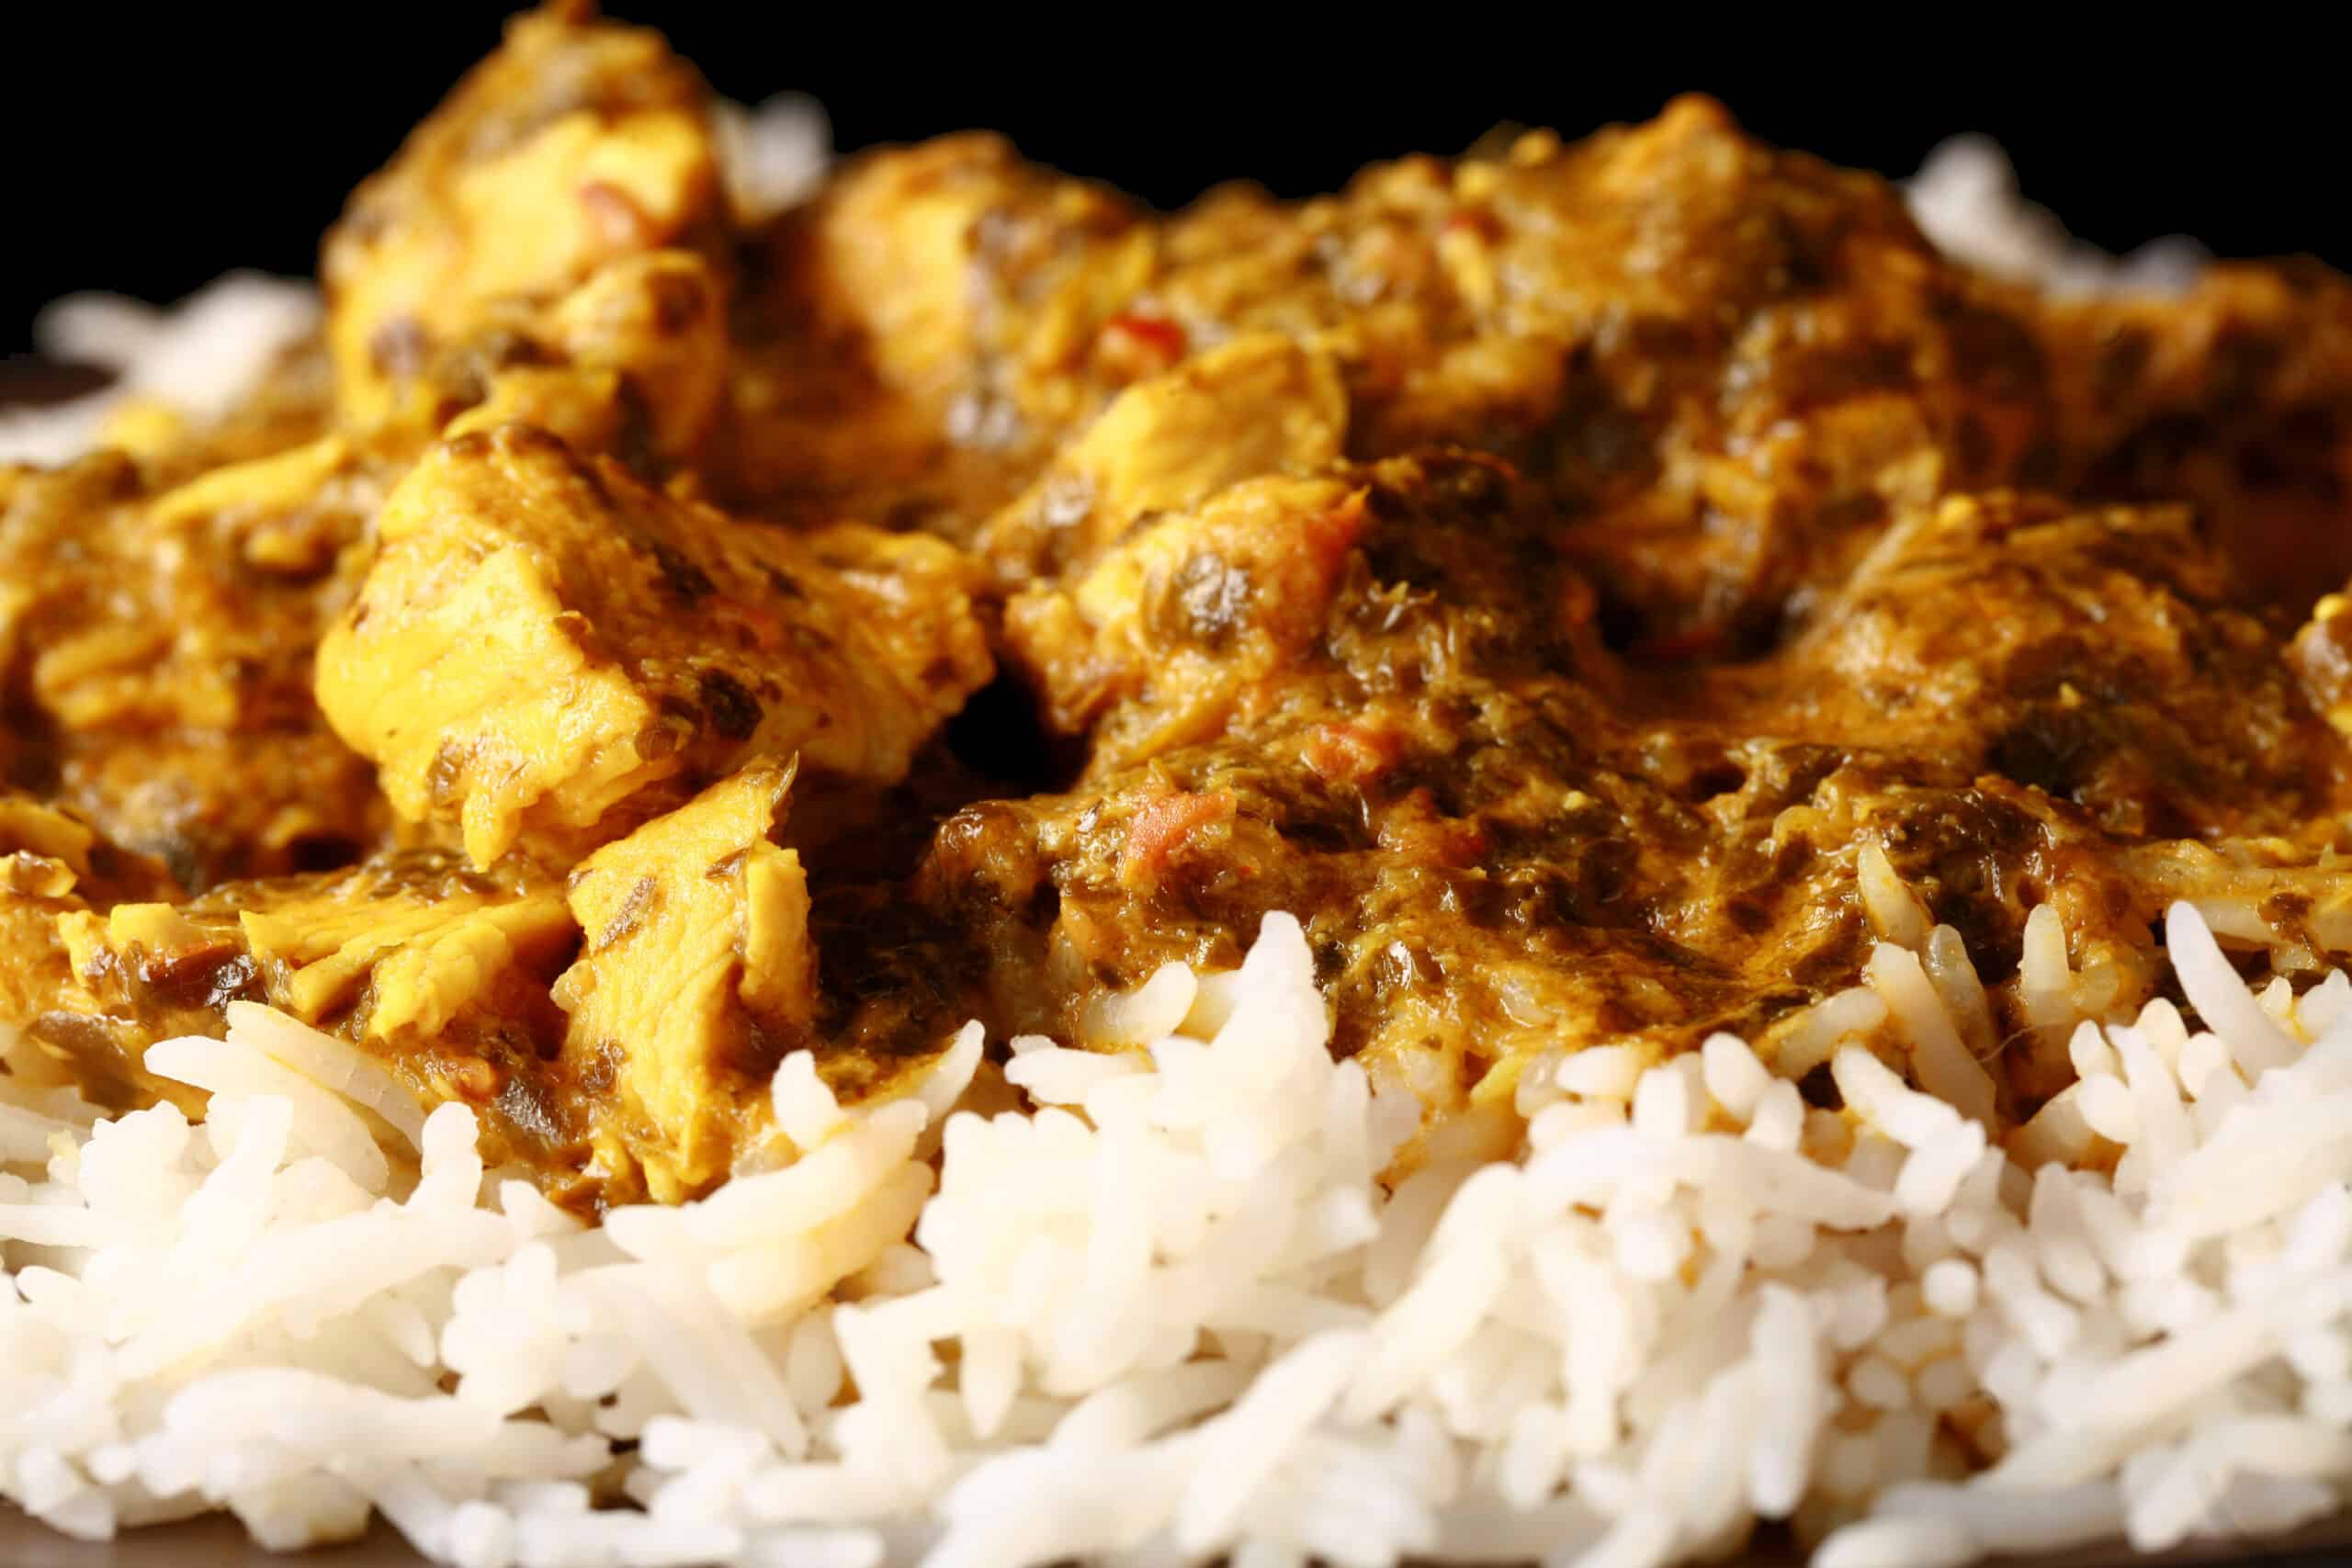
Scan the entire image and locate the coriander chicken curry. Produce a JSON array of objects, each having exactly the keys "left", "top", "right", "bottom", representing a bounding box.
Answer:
[{"left": 9, "top": 5, "right": 2352, "bottom": 1207}]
